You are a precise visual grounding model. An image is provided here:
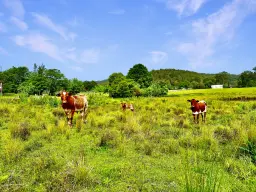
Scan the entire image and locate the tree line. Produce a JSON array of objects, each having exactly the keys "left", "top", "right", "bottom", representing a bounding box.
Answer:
[
  {"left": 0, "top": 63, "right": 255, "bottom": 97},
  {"left": 0, "top": 64, "right": 99, "bottom": 95}
]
